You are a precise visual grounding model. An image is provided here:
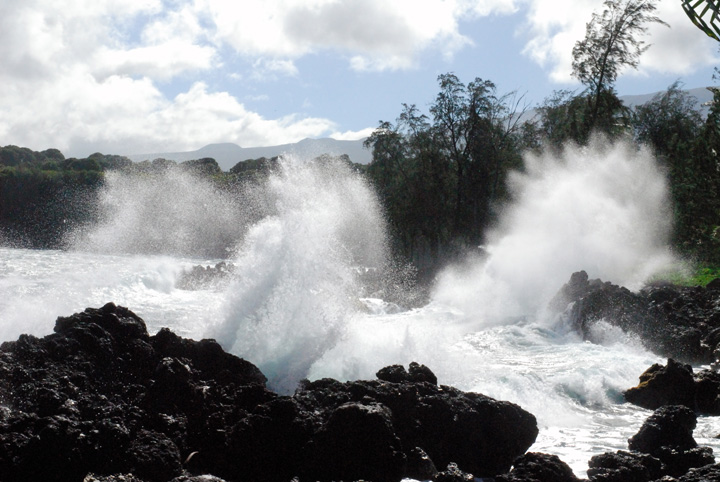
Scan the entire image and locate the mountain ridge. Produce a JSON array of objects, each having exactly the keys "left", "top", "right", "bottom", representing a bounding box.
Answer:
[
  {"left": 128, "top": 86, "right": 715, "bottom": 171},
  {"left": 128, "top": 137, "right": 372, "bottom": 170}
]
